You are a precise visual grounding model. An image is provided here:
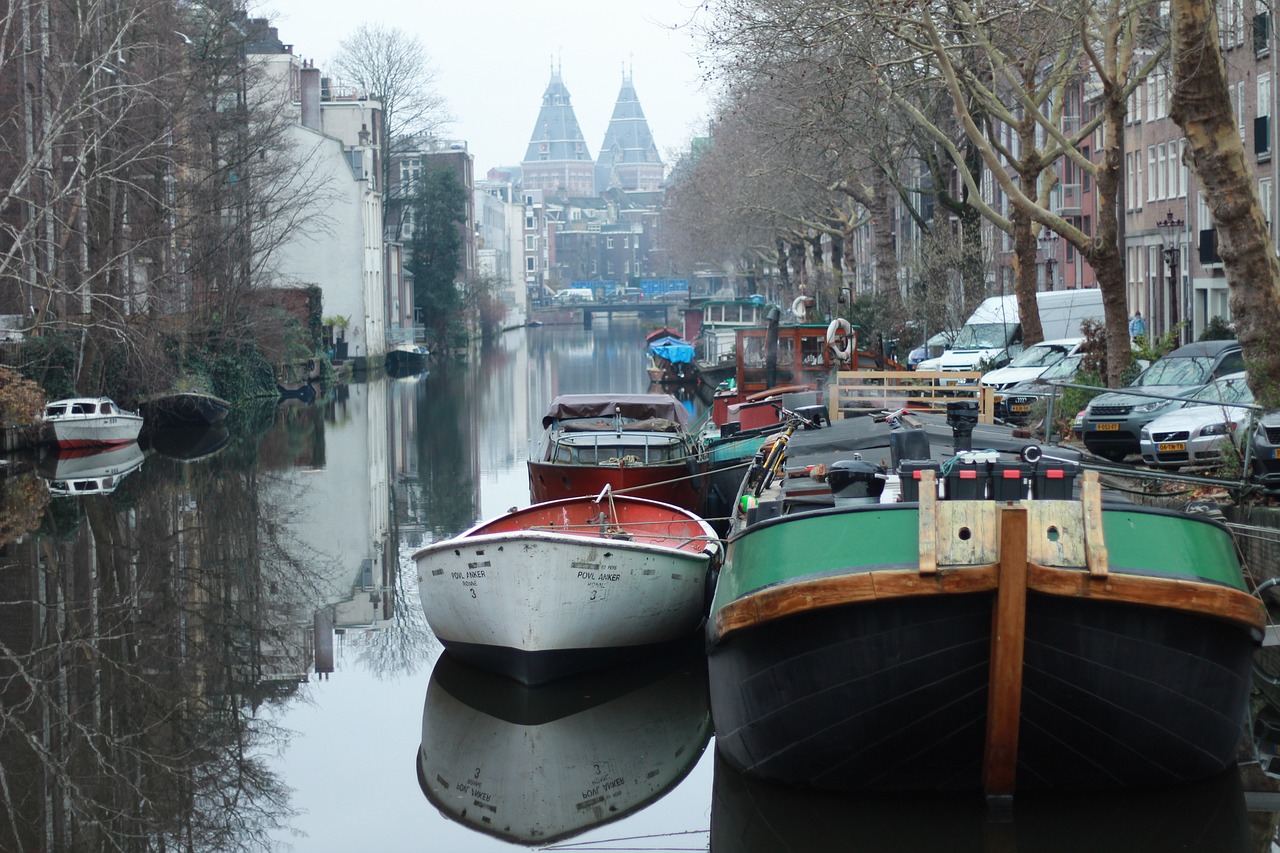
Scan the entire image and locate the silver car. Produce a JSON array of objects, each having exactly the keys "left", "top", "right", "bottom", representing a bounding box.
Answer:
[
  {"left": 1139, "top": 372, "right": 1254, "bottom": 469},
  {"left": 1082, "top": 340, "right": 1244, "bottom": 462}
]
